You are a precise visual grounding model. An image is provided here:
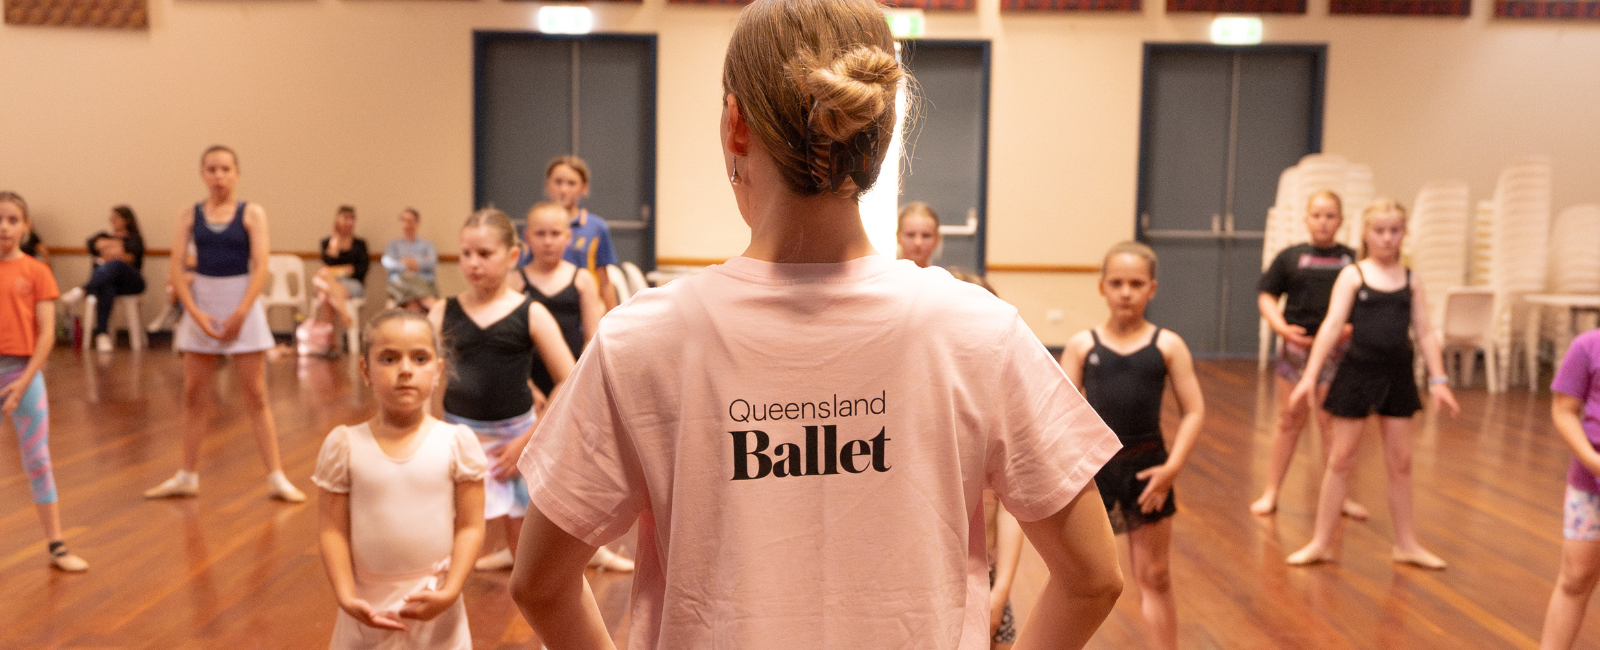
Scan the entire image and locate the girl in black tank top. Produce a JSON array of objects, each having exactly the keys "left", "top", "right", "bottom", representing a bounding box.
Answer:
[
  {"left": 1284, "top": 198, "right": 1460, "bottom": 571},
  {"left": 1059, "top": 242, "right": 1206, "bottom": 650},
  {"left": 518, "top": 203, "right": 606, "bottom": 397},
  {"left": 430, "top": 209, "right": 578, "bottom": 573}
]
